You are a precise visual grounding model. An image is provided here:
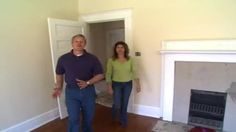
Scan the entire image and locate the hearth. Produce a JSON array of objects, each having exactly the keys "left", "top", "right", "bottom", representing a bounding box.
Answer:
[{"left": 188, "top": 90, "right": 227, "bottom": 130}]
